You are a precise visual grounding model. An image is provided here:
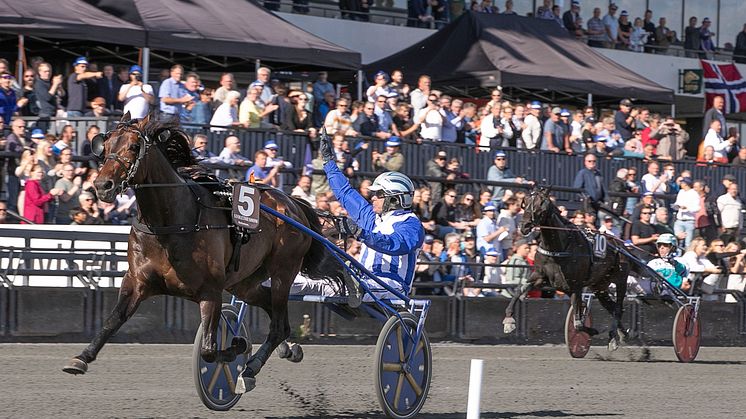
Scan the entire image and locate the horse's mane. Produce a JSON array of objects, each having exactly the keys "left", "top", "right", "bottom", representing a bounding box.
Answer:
[{"left": 136, "top": 115, "right": 196, "bottom": 169}]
